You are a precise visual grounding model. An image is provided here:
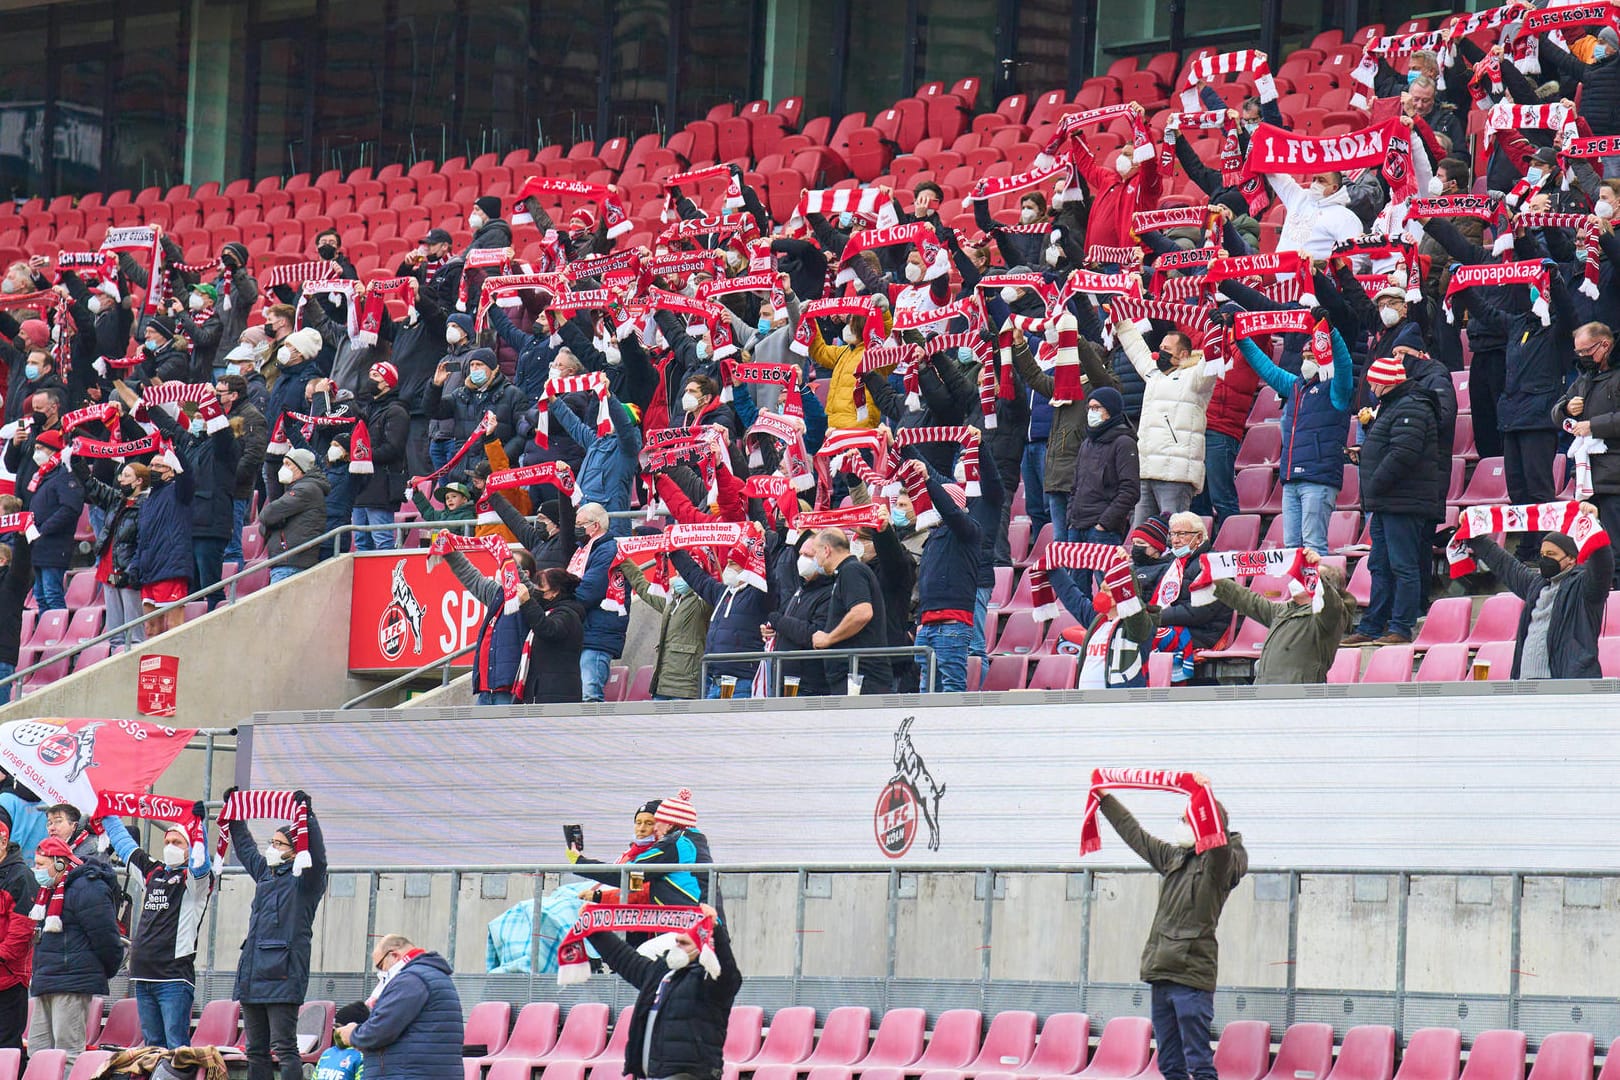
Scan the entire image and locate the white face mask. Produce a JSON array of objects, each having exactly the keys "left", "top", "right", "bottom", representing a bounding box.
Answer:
[
  {"left": 469, "top": 211, "right": 486, "bottom": 230},
  {"left": 1045, "top": 244, "right": 1062, "bottom": 267},
  {"left": 278, "top": 465, "right": 295, "bottom": 485},
  {"left": 1599, "top": 199, "right": 1616, "bottom": 220},
  {"left": 1379, "top": 306, "right": 1402, "bottom": 328},
  {"left": 603, "top": 344, "right": 622, "bottom": 366},
  {"left": 88, "top": 296, "right": 104, "bottom": 315},
  {"left": 1114, "top": 155, "right": 1132, "bottom": 176},
  {"left": 1427, "top": 175, "right": 1445, "bottom": 197},
  {"left": 725, "top": 252, "right": 747, "bottom": 273},
  {"left": 1300, "top": 359, "right": 1320, "bottom": 381},
  {"left": 905, "top": 262, "right": 923, "bottom": 283},
  {"left": 1172, "top": 821, "right": 1197, "bottom": 848},
  {"left": 1020, "top": 206, "right": 1039, "bottom": 224},
  {"left": 446, "top": 327, "right": 464, "bottom": 345},
  {"left": 849, "top": 540, "right": 867, "bottom": 560},
  {"left": 189, "top": 293, "right": 208, "bottom": 311},
  {"left": 1309, "top": 181, "right": 1328, "bottom": 198},
  {"left": 0, "top": 279, "right": 18, "bottom": 294},
  {"left": 263, "top": 845, "right": 286, "bottom": 866},
  {"left": 681, "top": 392, "right": 700, "bottom": 413},
  {"left": 162, "top": 843, "right": 187, "bottom": 867},
  {"left": 32, "top": 449, "right": 52, "bottom": 468},
  {"left": 1086, "top": 408, "right": 1105, "bottom": 428},
  {"left": 721, "top": 566, "right": 742, "bottom": 589},
  {"left": 1000, "top": 285, "right": 1021, "bottom": 304},
  {"left": 797, "top": 554, "right": 821, "bottom": 579},
  {"left": 327, "top": 443, "right": 346, "bottom": 463},
  {"left": 842, "top": 323, "right": 861, "bottom": 346},
  {"left": 278, "top": 346, "right": 294, "bottom": 364}
]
